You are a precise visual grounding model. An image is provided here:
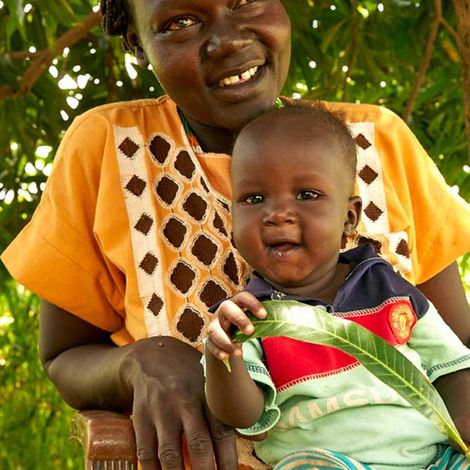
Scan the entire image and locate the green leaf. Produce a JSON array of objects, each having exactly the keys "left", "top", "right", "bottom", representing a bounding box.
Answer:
[
  {"left": 4, "top": 0, "right": 25, "bottom": 35},
  {"left": 233, "top": 300, "right": 470, "bottom": 456}
]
